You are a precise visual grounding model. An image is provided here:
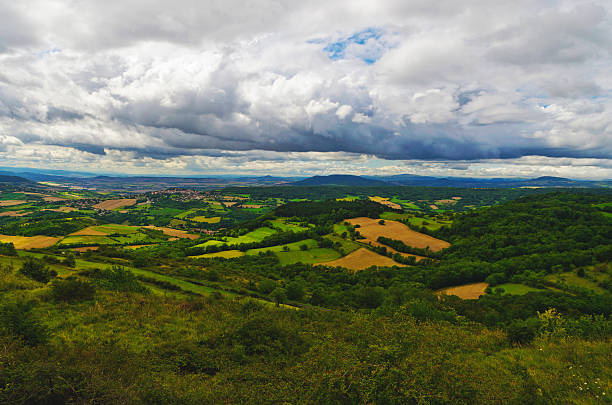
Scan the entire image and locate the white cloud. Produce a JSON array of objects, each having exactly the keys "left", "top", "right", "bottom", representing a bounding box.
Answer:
[{"left": 0, "top": 0, "right": 610, "bottom": 177}]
